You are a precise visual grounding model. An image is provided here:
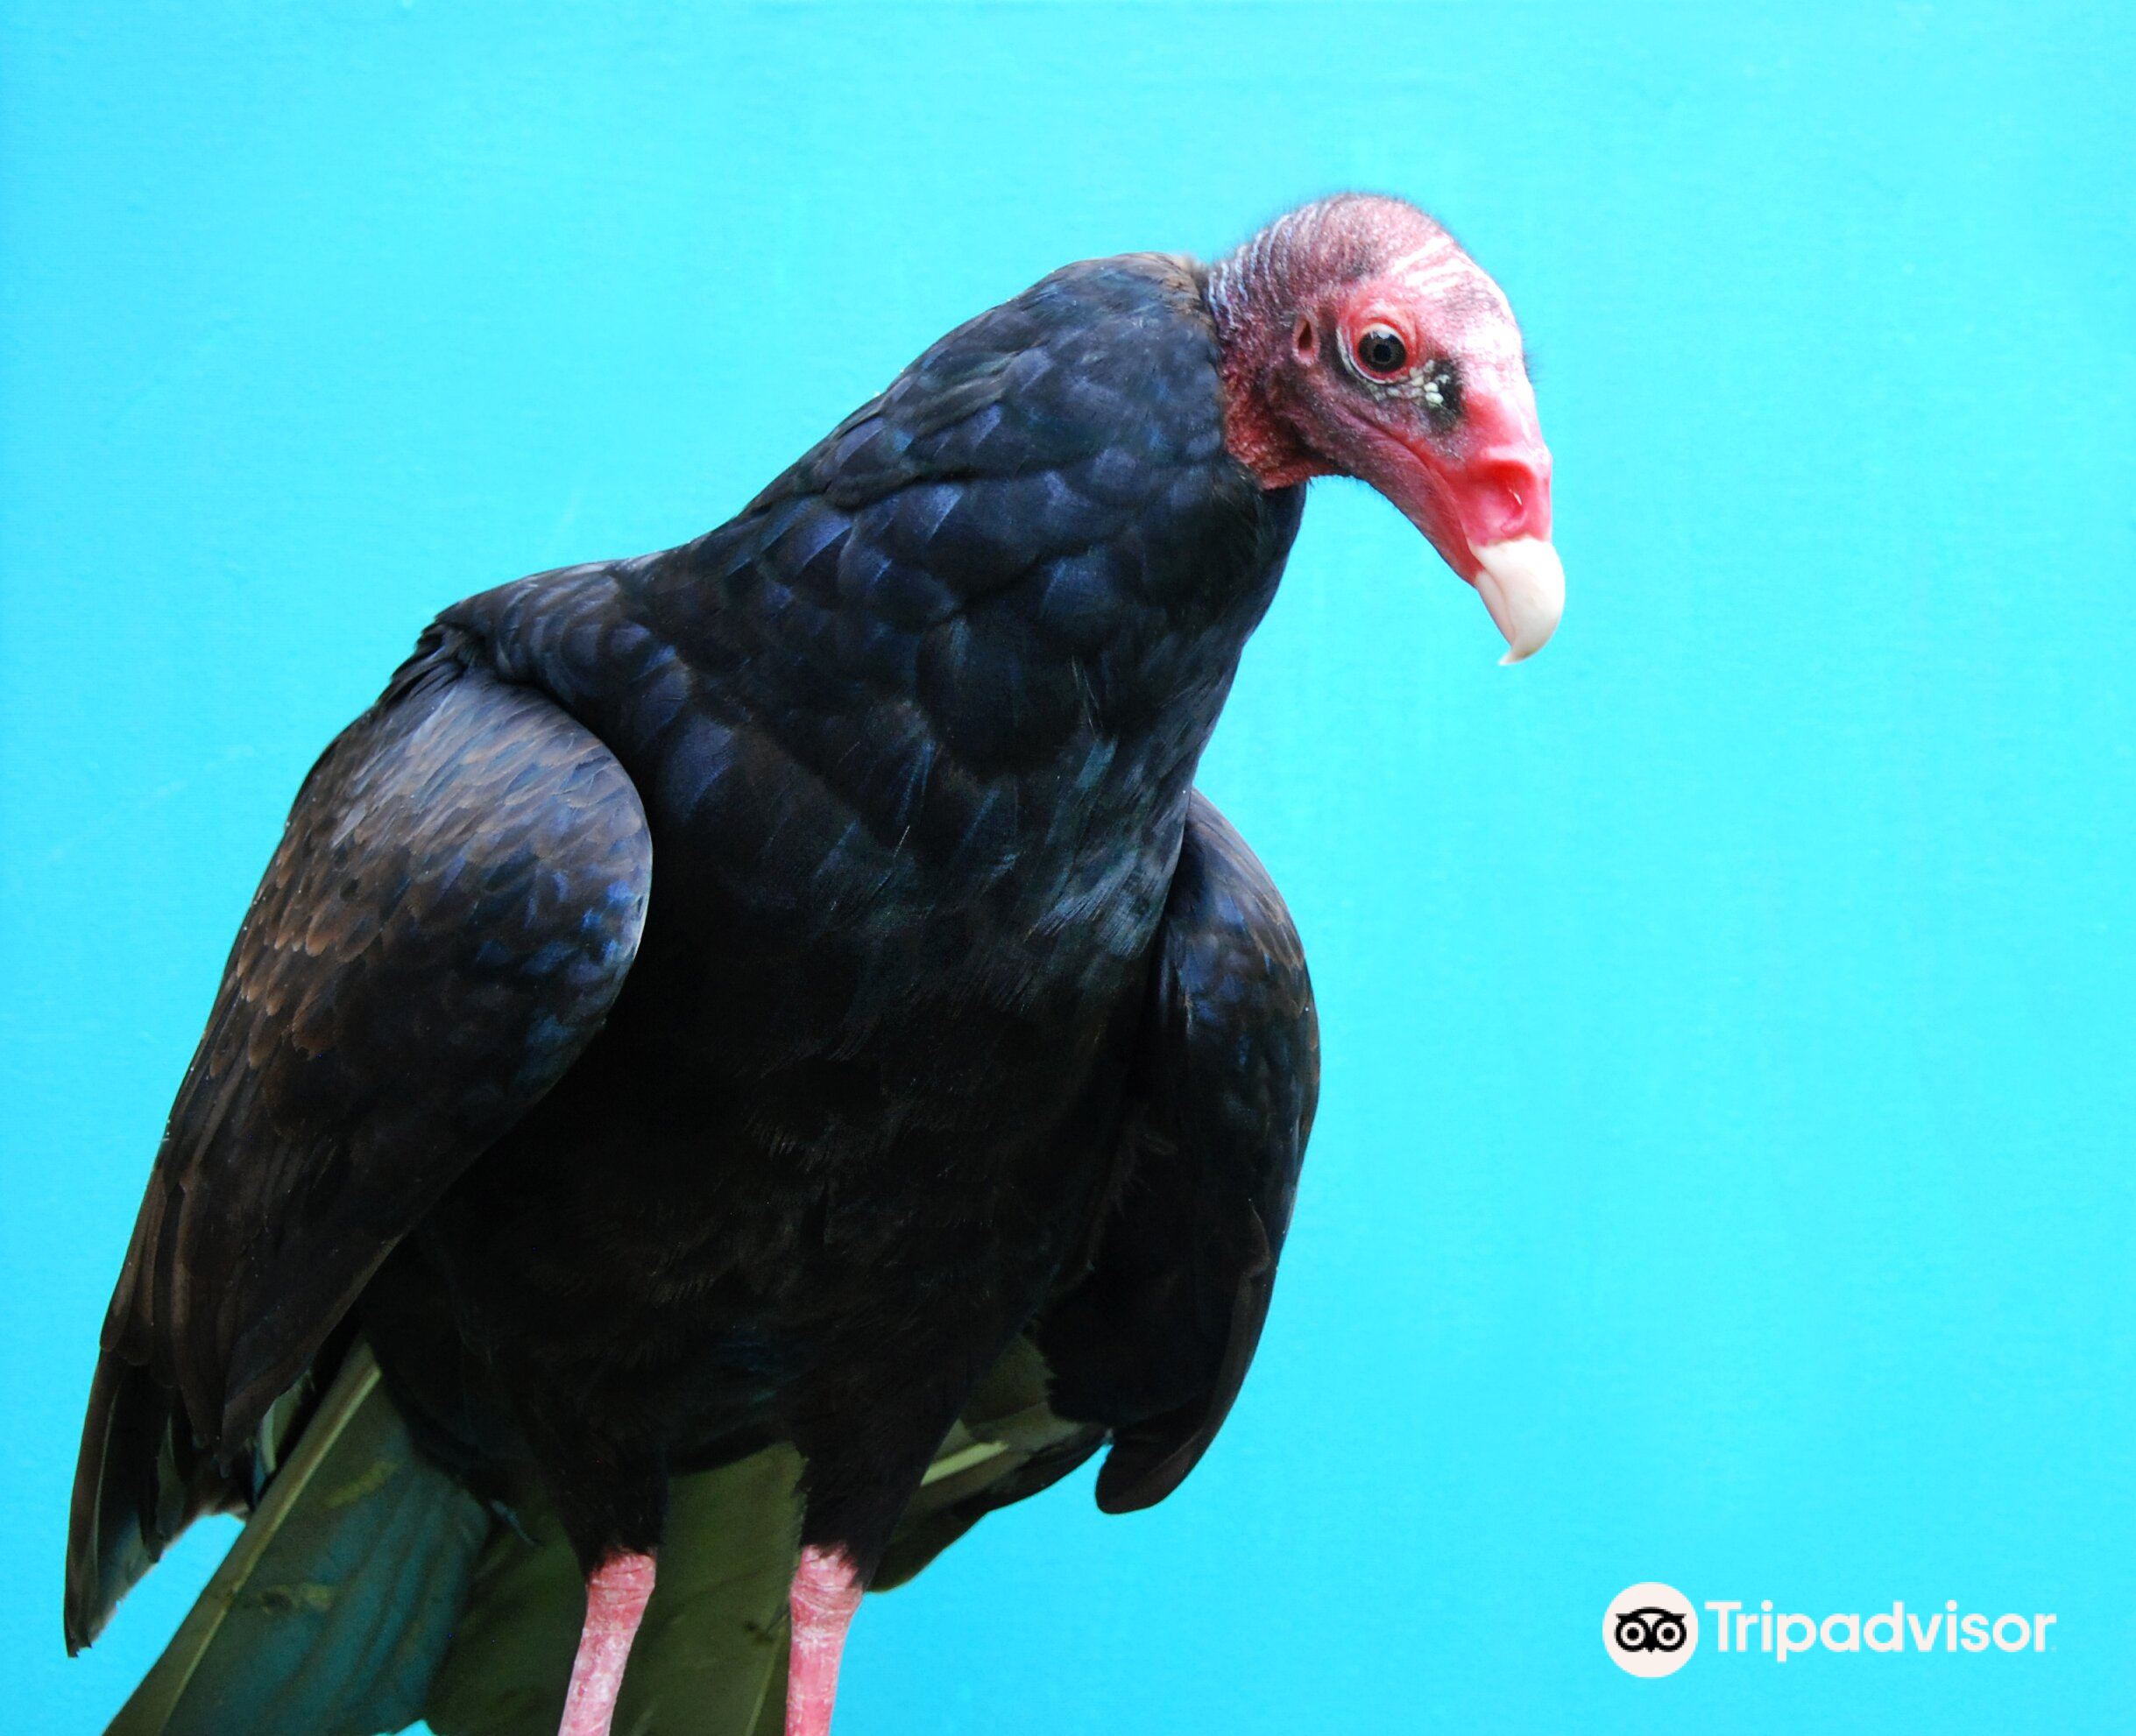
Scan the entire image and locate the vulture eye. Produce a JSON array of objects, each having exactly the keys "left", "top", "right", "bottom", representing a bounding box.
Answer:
[{"left": 1354, "top": 325, "right": 1408, "bottom": 376}]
